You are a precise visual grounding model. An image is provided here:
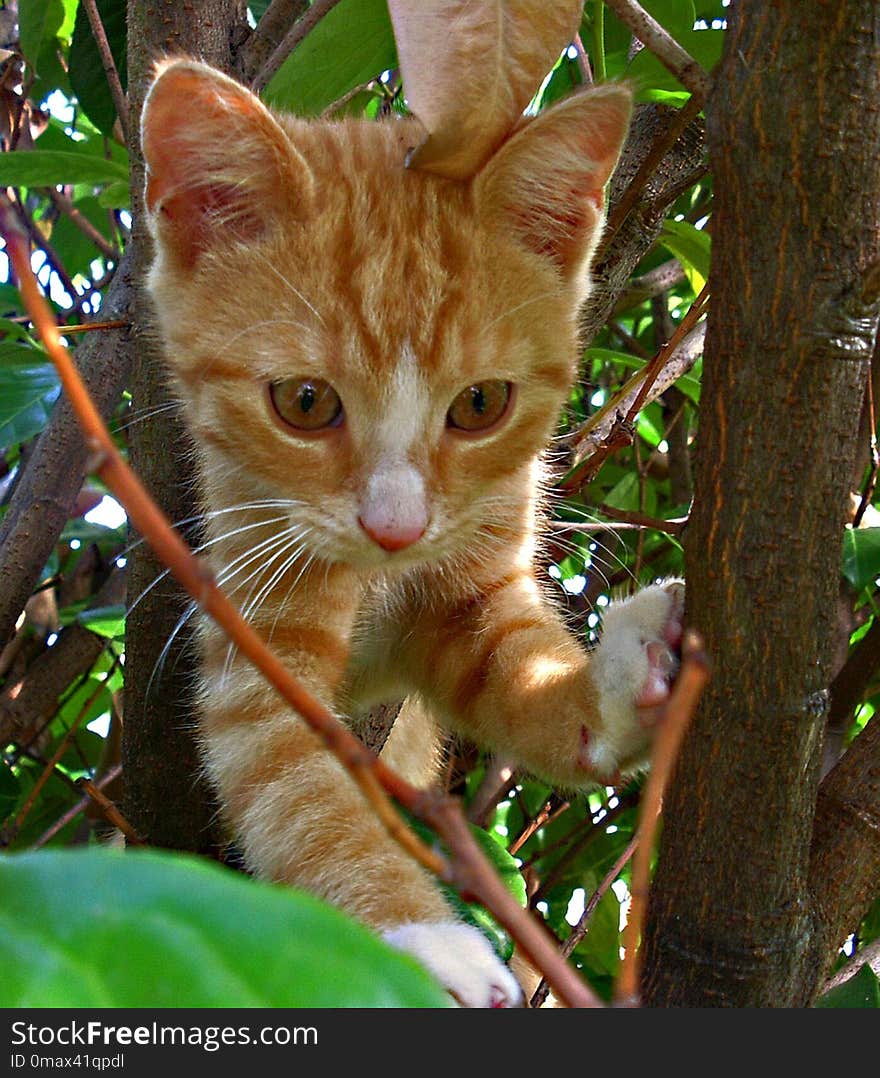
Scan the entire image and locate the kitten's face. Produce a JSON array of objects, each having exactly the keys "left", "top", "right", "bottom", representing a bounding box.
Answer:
[{"left": 142, "top": 62, "right": 631, "bottom": 572}]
